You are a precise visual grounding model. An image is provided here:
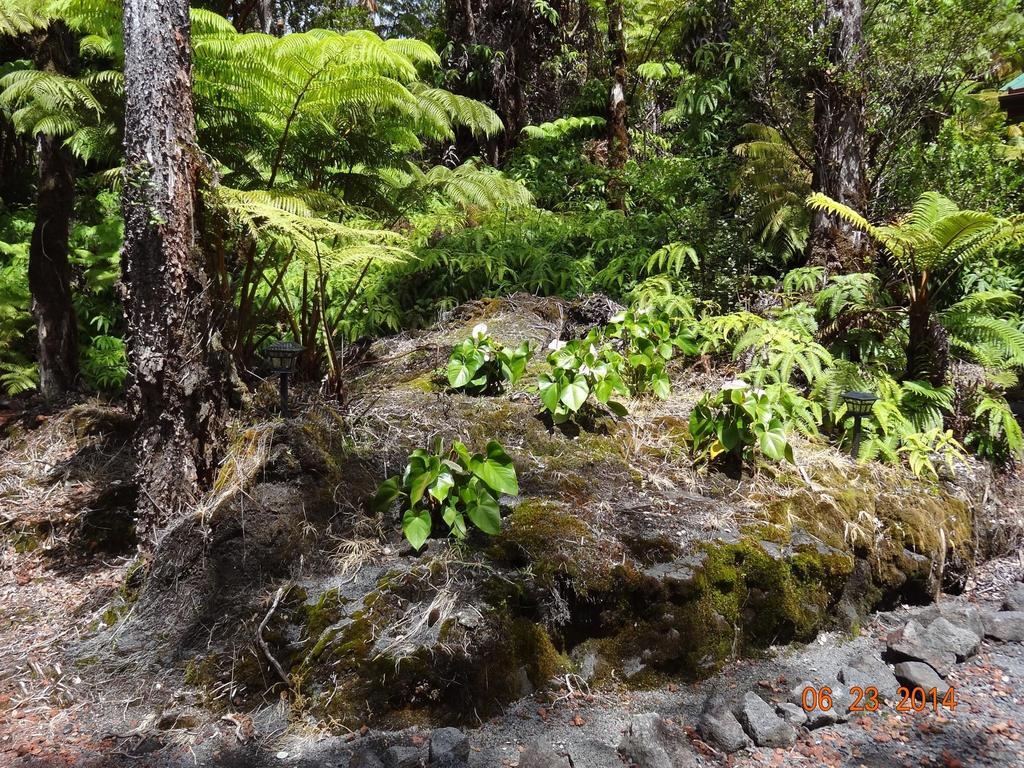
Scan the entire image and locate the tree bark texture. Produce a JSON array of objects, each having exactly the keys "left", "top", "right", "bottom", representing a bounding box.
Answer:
[
  {"left": 809, "top": 0, "right": 869, "bottom": 274},
  {"left": 121, "top": 0, "right": 226, "bottom": 544},
  {"left": 605, "top": 0, "right": 628, "bottom": 210},
  {"left": 29, "top": 22, "right": 79, "bottom": 400}
]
